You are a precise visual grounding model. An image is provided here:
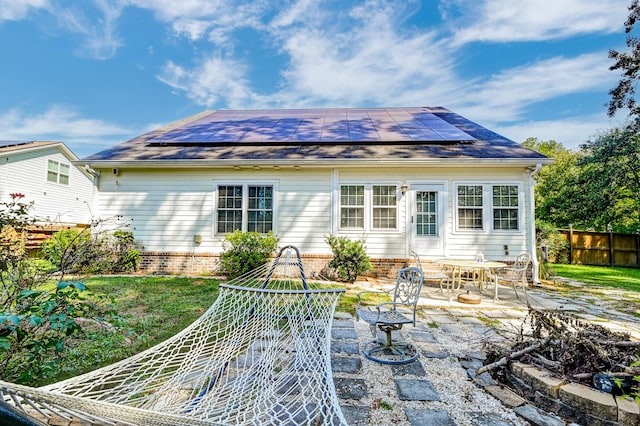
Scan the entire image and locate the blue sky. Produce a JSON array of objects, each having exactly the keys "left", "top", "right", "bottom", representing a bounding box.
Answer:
[{"left": 0, "top": 0, "right": 632, "bottom": 158}]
